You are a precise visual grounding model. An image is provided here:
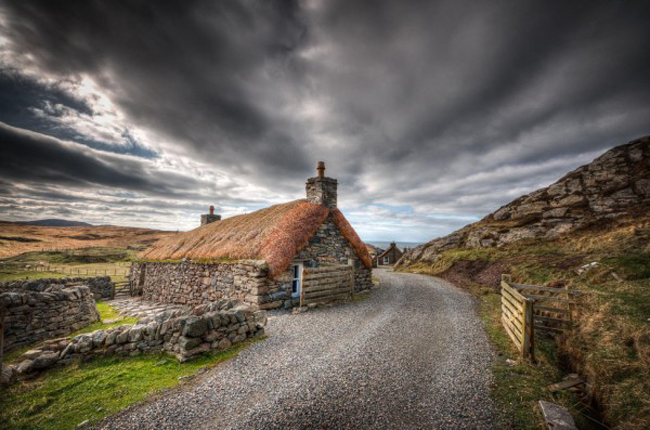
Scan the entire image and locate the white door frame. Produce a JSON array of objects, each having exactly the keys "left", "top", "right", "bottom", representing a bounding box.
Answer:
[{"left": 291, "top": 263, "right": 303, "bottom": 298}]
